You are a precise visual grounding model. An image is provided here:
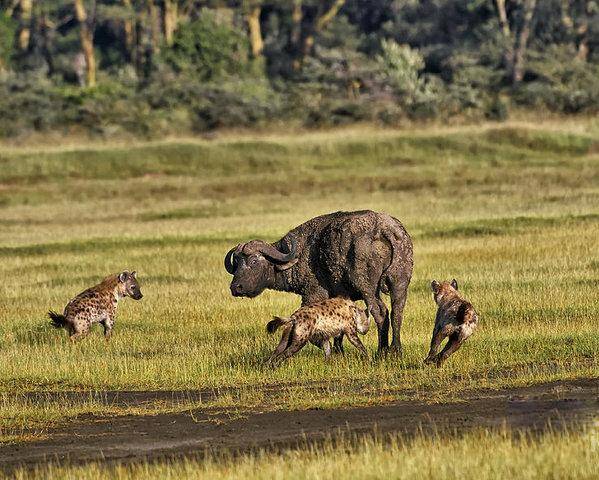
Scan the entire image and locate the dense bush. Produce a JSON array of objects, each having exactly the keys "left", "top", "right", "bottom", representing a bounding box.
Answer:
[
  {"left": 0, "top": 1, "right": 598, "bottom": 138},
  {"left": 162, "top": 12, "right": 249, "bottom": 81}
]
